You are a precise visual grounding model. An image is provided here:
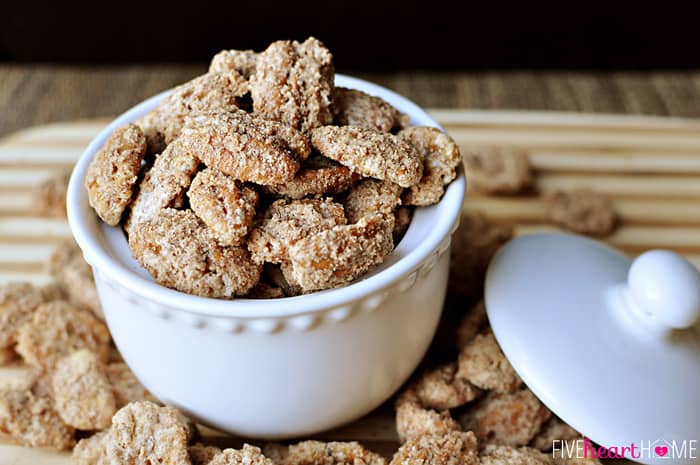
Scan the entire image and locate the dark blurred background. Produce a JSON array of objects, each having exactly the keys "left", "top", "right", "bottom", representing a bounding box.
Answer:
[{"left": 2, "top": 1, "right": 700, "bottom": 70}]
